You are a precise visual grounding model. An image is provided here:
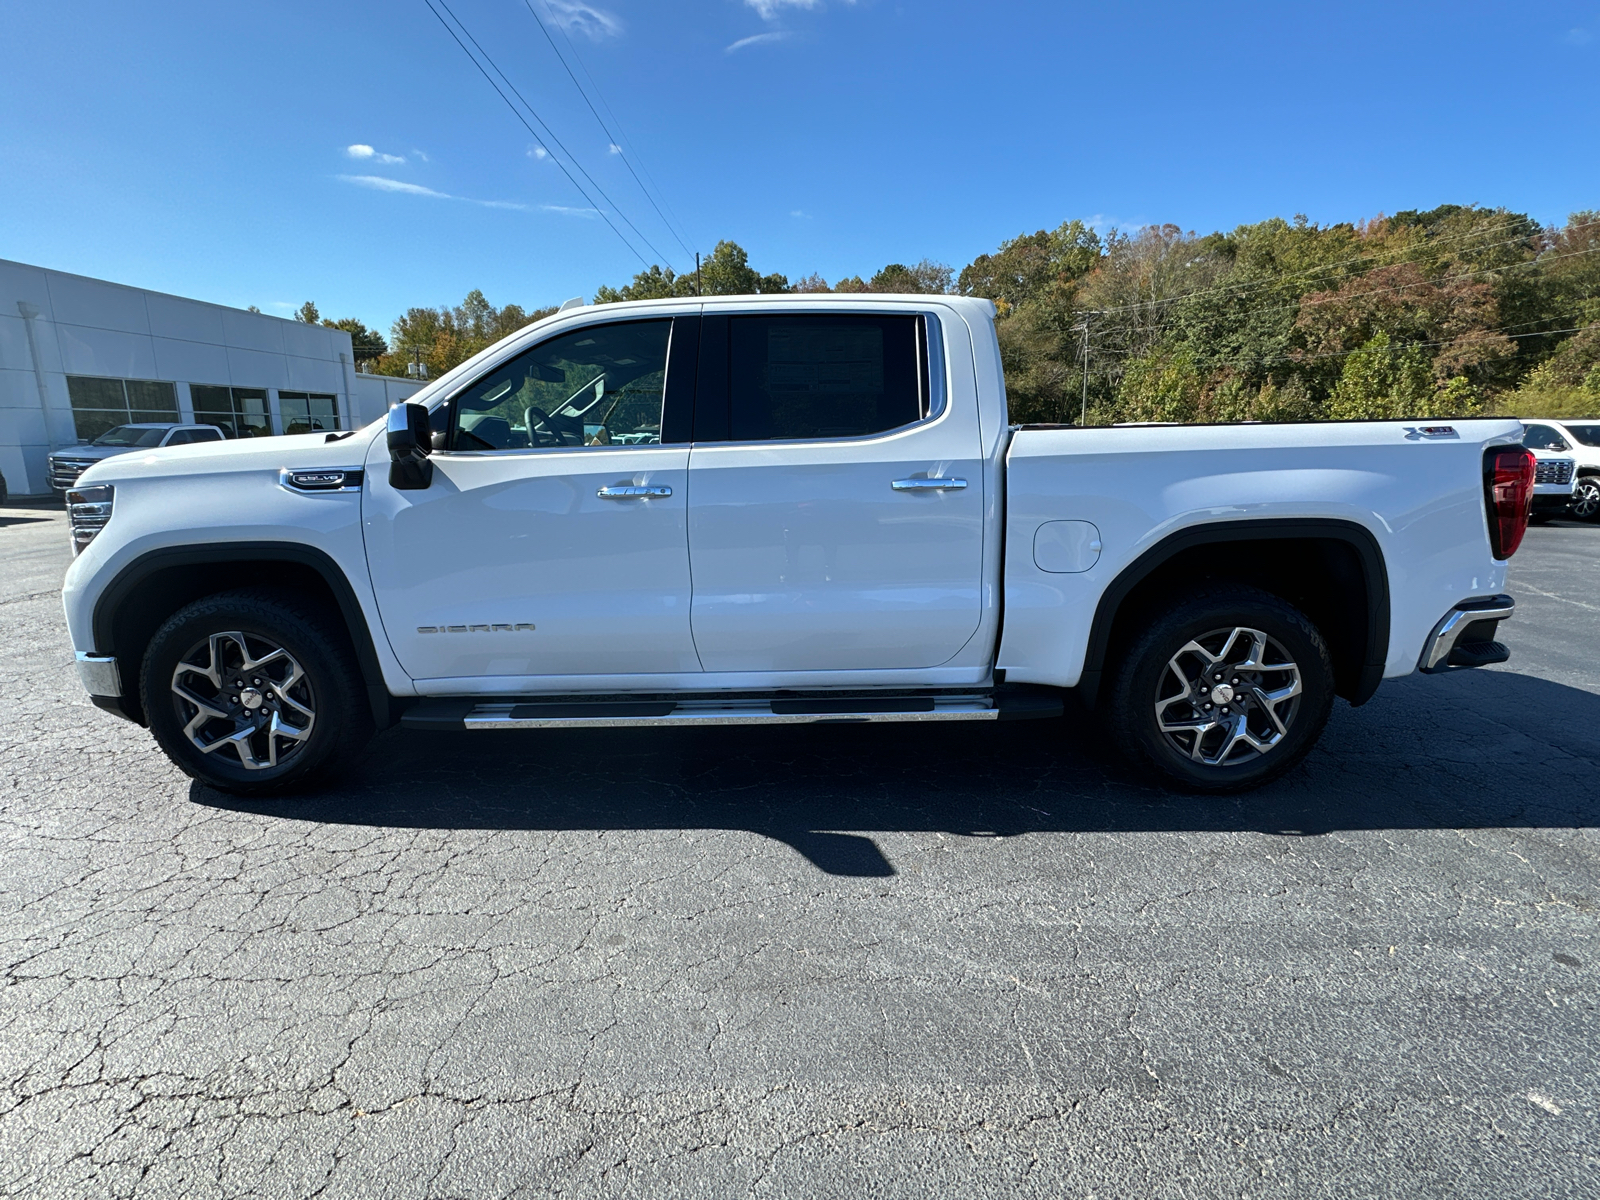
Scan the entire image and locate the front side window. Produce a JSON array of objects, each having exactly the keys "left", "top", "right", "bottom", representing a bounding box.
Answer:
[
  {"left": 167, "top": 428, "right": 222, "bottom": 445},
  {"left": 1522, "top": 424, "right": 1569, "bottom": 451},
  {"left": 66, "top": 376, "right": 179, "bottom": 442},
  {"left": 447, "top": 319, "right": 671, "bottom": 451},
  {"left": 728, "top": 315, "right": 924, "bottom": 442},
  {"left": 279, "top": 392, "right": 341, "bottom": 435},
  {"left": 191, "top": 385, "right": 271, "bottom": 438}
]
